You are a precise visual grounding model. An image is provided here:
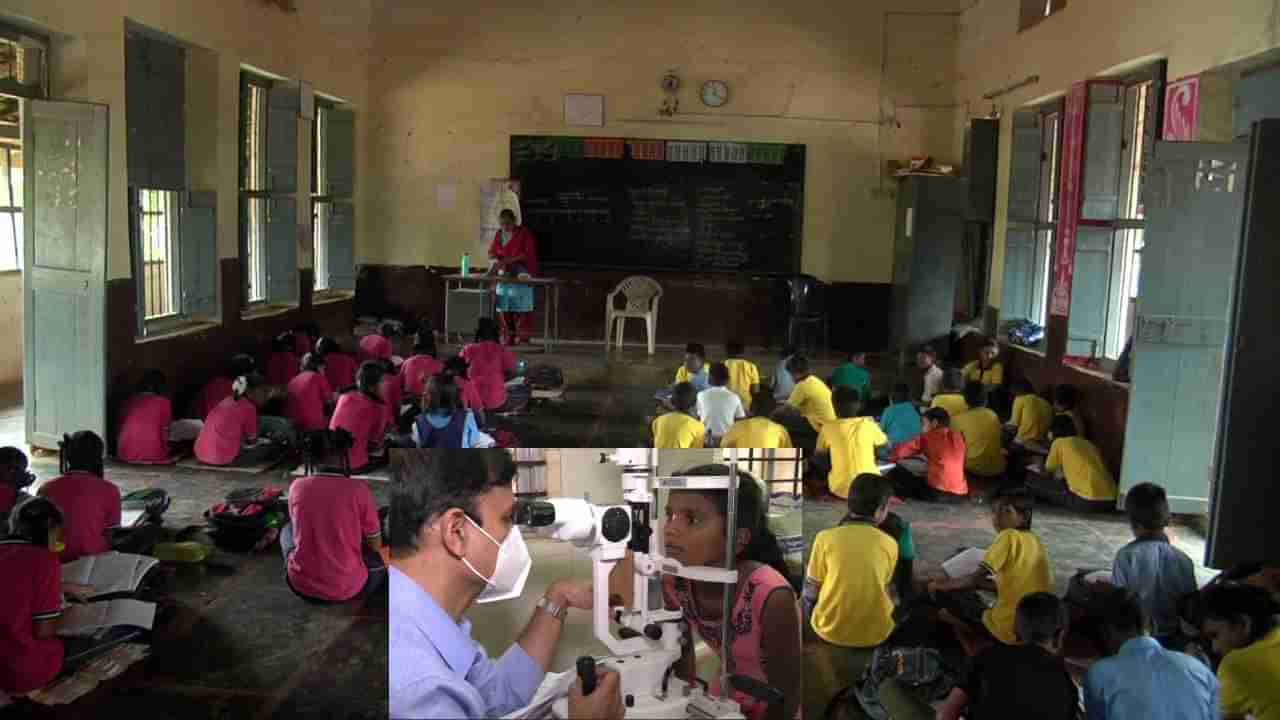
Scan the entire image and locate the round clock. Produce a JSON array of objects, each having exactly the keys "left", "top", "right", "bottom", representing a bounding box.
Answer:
[{"left": 701, "top": 80, "right": 729, "bottom": 108}]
